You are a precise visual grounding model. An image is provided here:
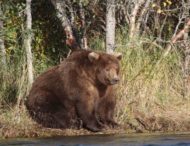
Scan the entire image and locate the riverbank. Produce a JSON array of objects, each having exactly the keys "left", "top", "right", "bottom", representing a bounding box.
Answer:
[
  {"left": 0, "top": 103, "right": 130, "bottom": 139},
  {"left": 0, "top": 101, "right": 190, "bottom": 139},
  {"left": 1, "top": 37, "right": 190, "bottom": 139},
  {"left": 0, "top": 107, "right": 126, "bottom": 139}
]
